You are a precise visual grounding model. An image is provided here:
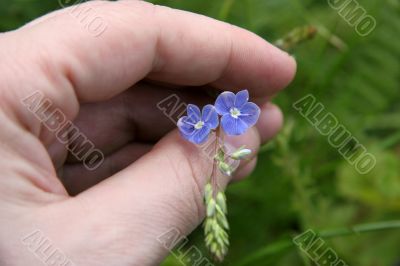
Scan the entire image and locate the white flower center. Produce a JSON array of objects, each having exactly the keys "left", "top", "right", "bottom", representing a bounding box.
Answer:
[
  {"left": 194, "top": 121, "right": 205, "bottom": 129},
  {"left": 230, "top": 107, "right": 241, "bottom": 119}
]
